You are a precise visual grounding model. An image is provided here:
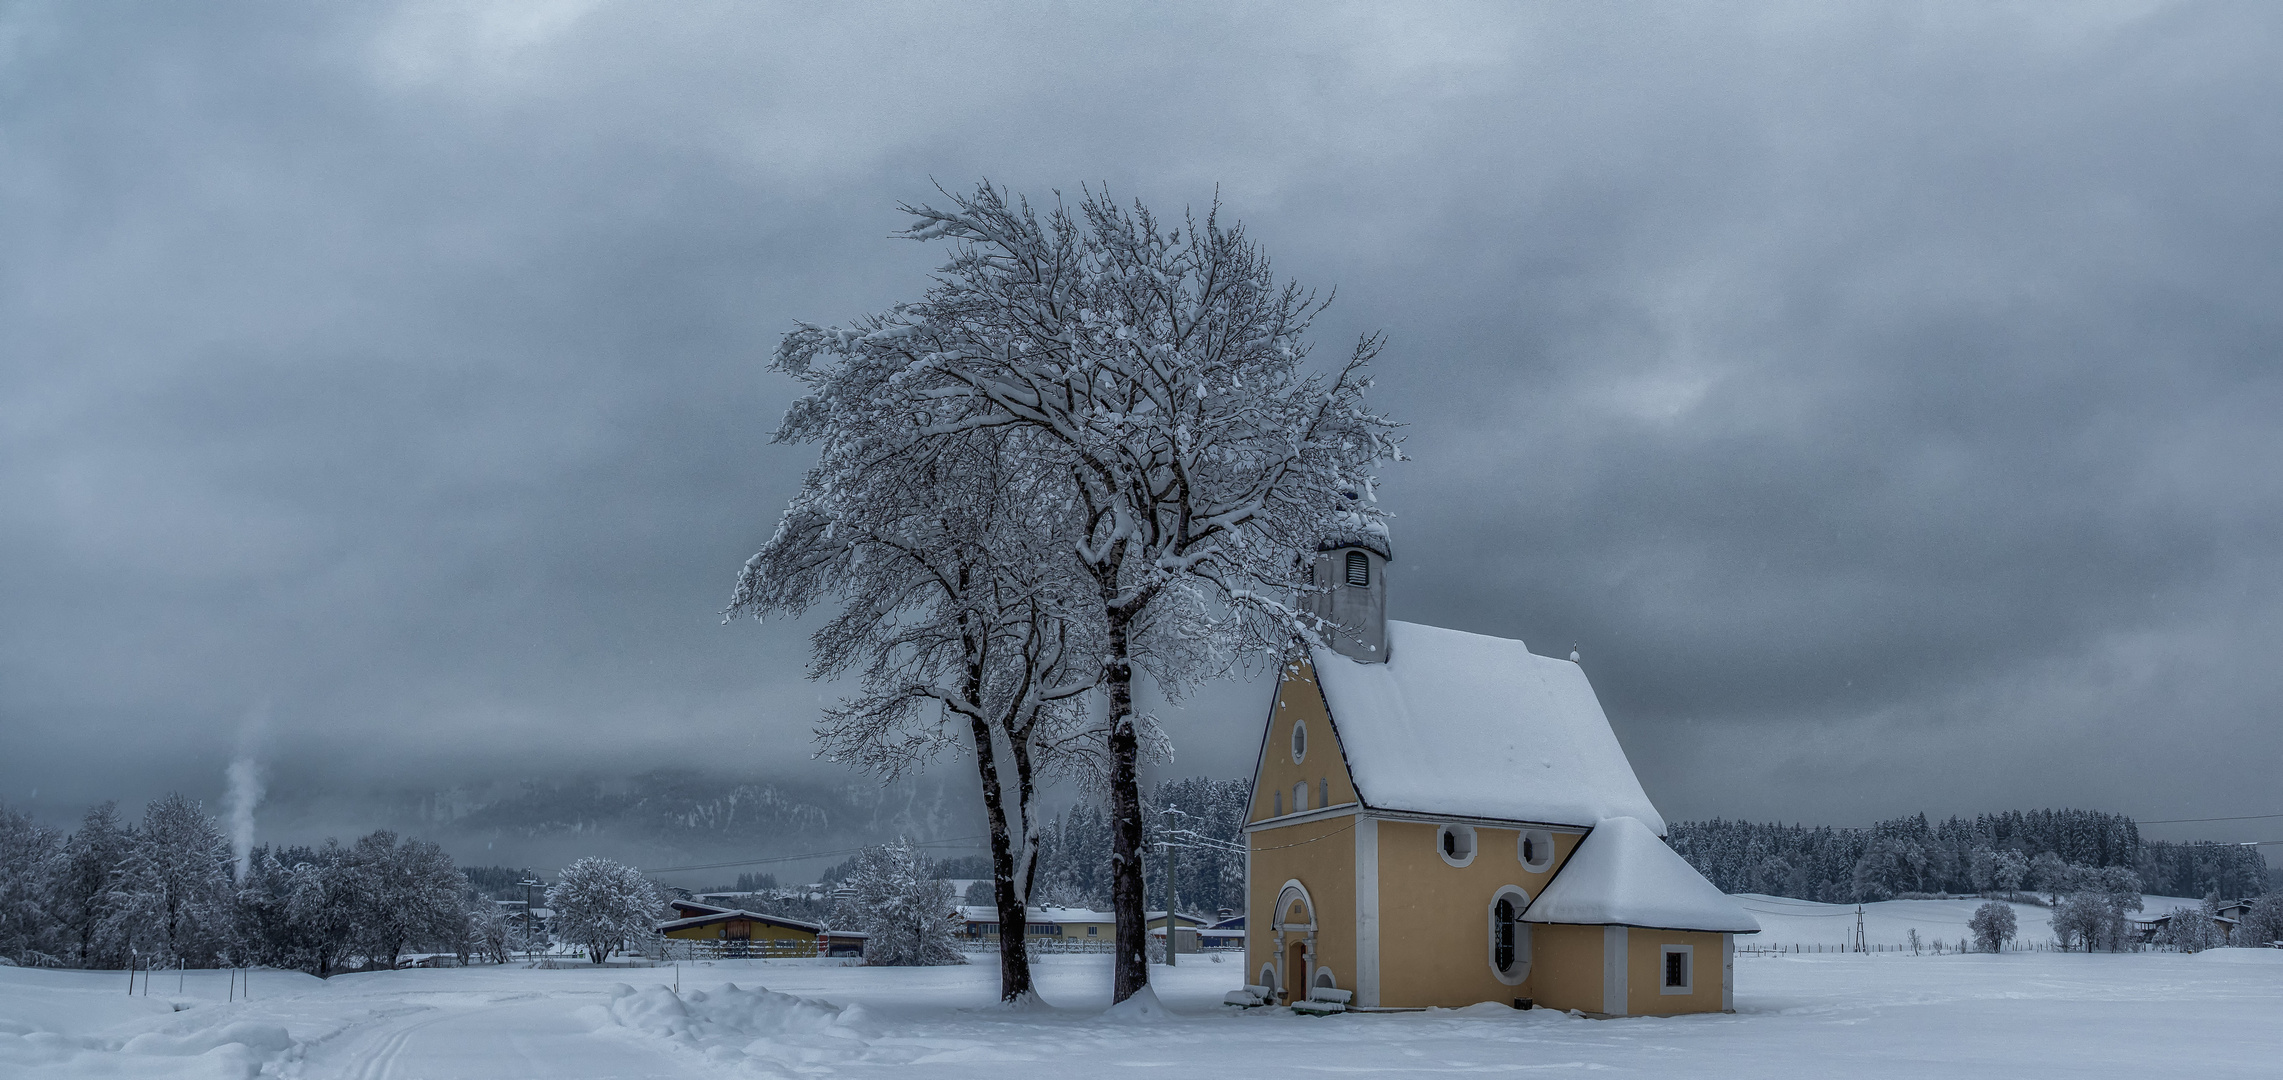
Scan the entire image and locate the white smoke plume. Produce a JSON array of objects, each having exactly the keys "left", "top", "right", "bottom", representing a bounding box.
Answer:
[{"left": 226, "top": 708, "right": 268, "bottom": 882}]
